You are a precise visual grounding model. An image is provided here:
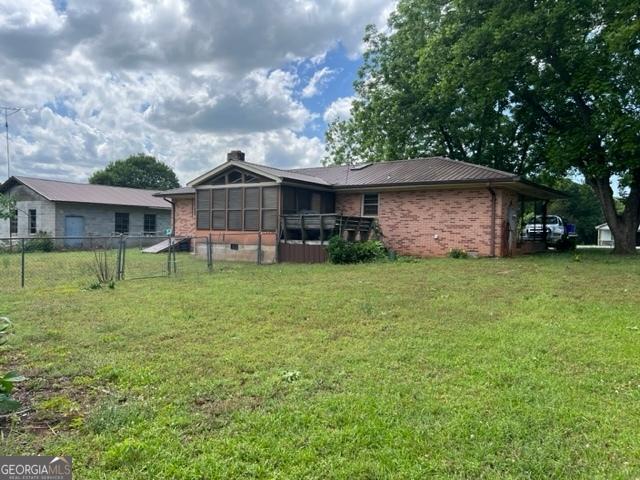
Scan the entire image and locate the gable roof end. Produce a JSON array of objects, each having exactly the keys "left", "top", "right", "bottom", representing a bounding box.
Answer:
[{"left": 187, "top": 160, "right": 330, "bottom": 187}]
